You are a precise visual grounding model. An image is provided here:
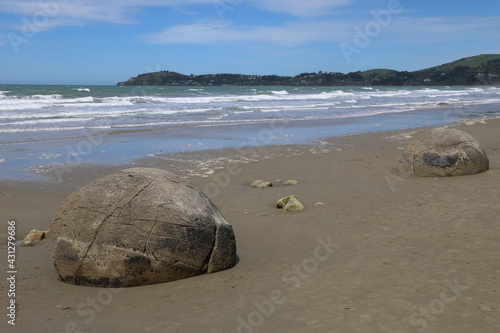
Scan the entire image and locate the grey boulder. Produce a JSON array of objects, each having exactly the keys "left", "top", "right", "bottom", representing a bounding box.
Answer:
[
  {"left": 398, "top": 128, "right": 489, "bottom": 177},
  {"left": 51, "top": 167, "right": 237, "bottom": 287}
]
